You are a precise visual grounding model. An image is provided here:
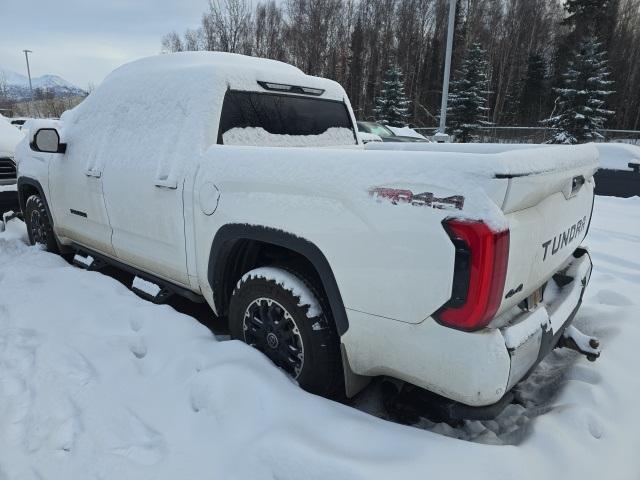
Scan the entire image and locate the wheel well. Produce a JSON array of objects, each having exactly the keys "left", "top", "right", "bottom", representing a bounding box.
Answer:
[
  {"left": 208, "top": 224, "right": 349, "bottom": 336},
  {"left": 216, "top": 239, "right": 327, "bottom": 318}
]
